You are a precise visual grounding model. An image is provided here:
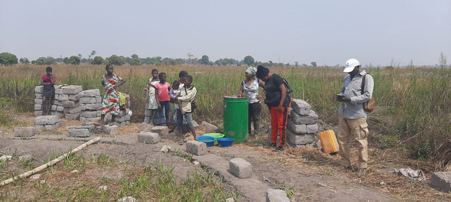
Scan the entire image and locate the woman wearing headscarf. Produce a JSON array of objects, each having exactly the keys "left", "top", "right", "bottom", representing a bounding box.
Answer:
[
  {"left": 238, "top": 66, "right": 265, "bottom": 137},
  {"left": 256, "top": 65, "right": 291, "bottom": 152}
]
